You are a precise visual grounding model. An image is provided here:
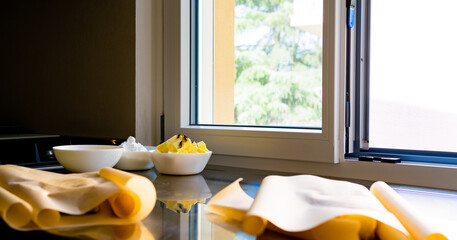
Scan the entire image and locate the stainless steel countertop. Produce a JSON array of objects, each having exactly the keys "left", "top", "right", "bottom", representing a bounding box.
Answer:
[
  {"left": 0, "top": 165, "right": 286, "bottom": 239},
  {"left": 1, "top": 165, "right": 456, "bottom": 239}
]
